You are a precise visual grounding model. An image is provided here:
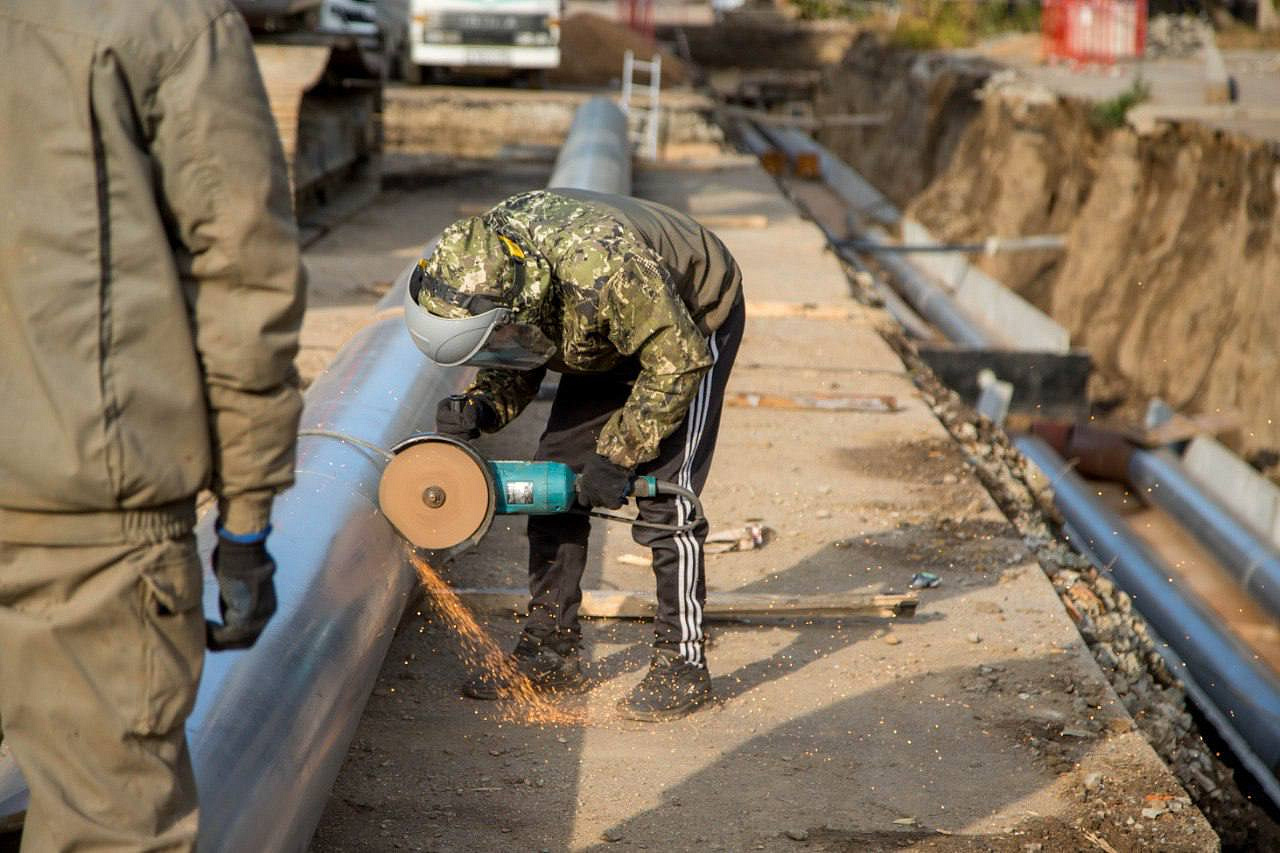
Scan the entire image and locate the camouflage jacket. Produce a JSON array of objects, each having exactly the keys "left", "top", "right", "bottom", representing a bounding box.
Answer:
[{"left": 467, "top": 190, "right": 741, "bottom": 467}]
